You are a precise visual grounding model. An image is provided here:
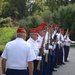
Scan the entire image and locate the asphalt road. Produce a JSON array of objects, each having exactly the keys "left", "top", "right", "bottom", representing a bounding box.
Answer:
[
  {"left": 53, "top": 47, "right": 75, "bottom": 75},
  {"left": 0, "top": 47, "right": 75, "bottom": 75}
]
